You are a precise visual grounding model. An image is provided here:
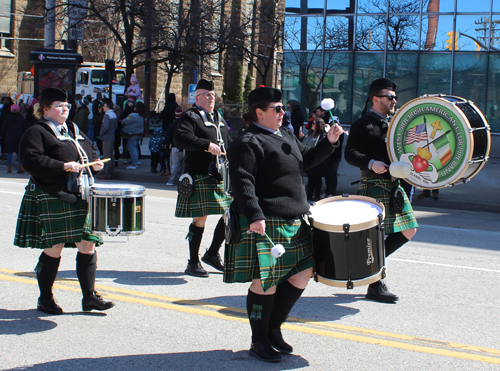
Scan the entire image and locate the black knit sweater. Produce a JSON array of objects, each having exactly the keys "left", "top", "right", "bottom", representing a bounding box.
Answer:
[
  {"left": 19, "top": 120, "right": 99, "bottom": 203},
  {"left": 229, "top": 124, "right": 339, "bottom": 224},
  {"left": 344, "top": 112, "right": 391, "bottom": 170},
  {"left": 173, "top": 106, "right": 230, "bottom": 175}
]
